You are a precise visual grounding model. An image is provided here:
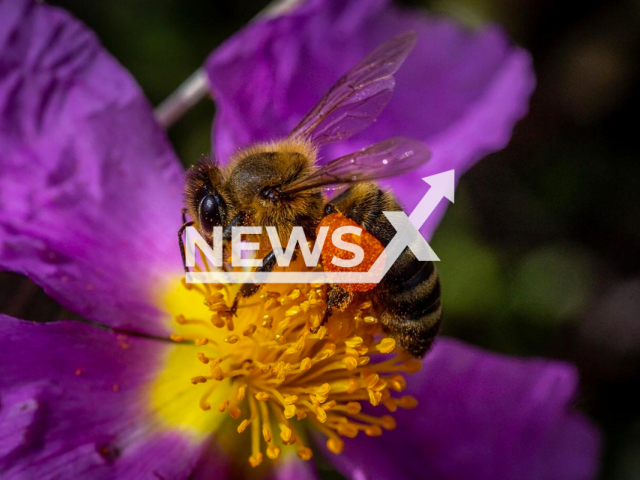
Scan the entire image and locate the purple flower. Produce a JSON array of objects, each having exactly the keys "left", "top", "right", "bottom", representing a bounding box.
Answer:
[{"left": 0, "top": 1, "right": 600, "bottom": 479}]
